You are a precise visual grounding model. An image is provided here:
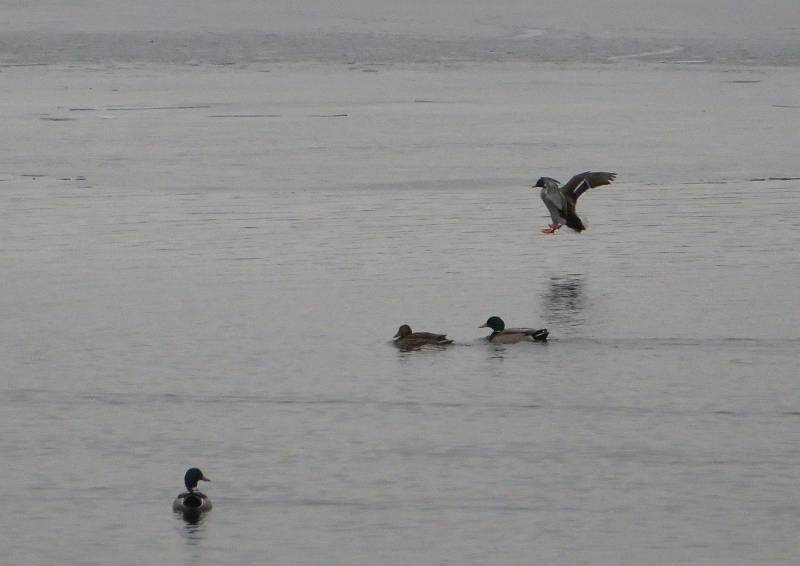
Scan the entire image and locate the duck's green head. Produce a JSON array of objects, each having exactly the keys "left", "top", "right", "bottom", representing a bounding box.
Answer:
[
  {"left": 394, "top": 325, "right": 412, "bottom": 339},
  {"left": 184, "top": 468, "right": 210, "bottom": 491},
  {"left": 479, "top": 316, "right": 505, "bottom": 332}
]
